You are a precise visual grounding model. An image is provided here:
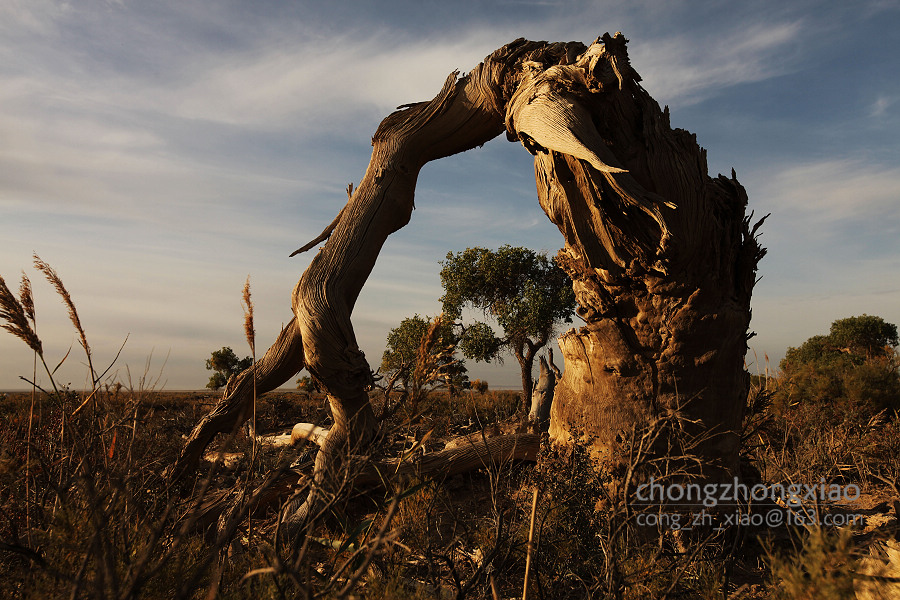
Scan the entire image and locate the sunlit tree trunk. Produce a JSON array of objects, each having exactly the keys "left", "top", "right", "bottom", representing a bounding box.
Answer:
[
  {"left": 529, "top": 348, "right": 561, "bottom": 431},
  {"left": 173, "top": 33, "right": 764, "bottom": 526},
  {"left": 534, "top": 35, "right": 766, "bottom": 480}
]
